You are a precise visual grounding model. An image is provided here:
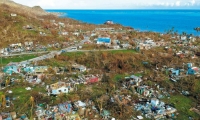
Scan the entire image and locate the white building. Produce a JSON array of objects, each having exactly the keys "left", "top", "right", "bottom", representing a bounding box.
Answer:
[
  {"left": 49, "top": 82, "right": 70, "bottom": 95},
  {"left": 10, "top": 13, "right": 17, "bottom": 17},
  {"left": 72, "top": 63, "right": 87, "bottom": 72},
  {"left": 51, "top": 86, "right": 69, "bottom": 95},
  {"left": 62, "top": 32, "right": 68, "bottom": 35},
  {"left": 73, "top": 32, "right": 80, "bottom": 36},
  {"left": 95, "top": 28, "right": 115, "bottom": 32},
  {"left": 181, "top": 36, "right": 187, "bottom": 41}
]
